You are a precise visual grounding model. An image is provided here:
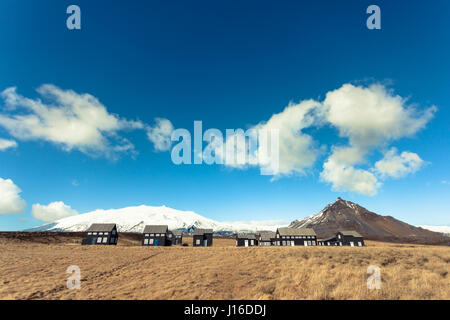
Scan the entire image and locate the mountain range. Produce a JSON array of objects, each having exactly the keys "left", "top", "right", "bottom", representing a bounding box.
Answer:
[
  {"left": 26, "top": 205, "right": 285, "bottom": 233},
  {"left": 289, "top": 197, "right": 448, "bottom": 244},
  {"left": 27, "top": 198, "right": 449, "bottom": 244}
]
